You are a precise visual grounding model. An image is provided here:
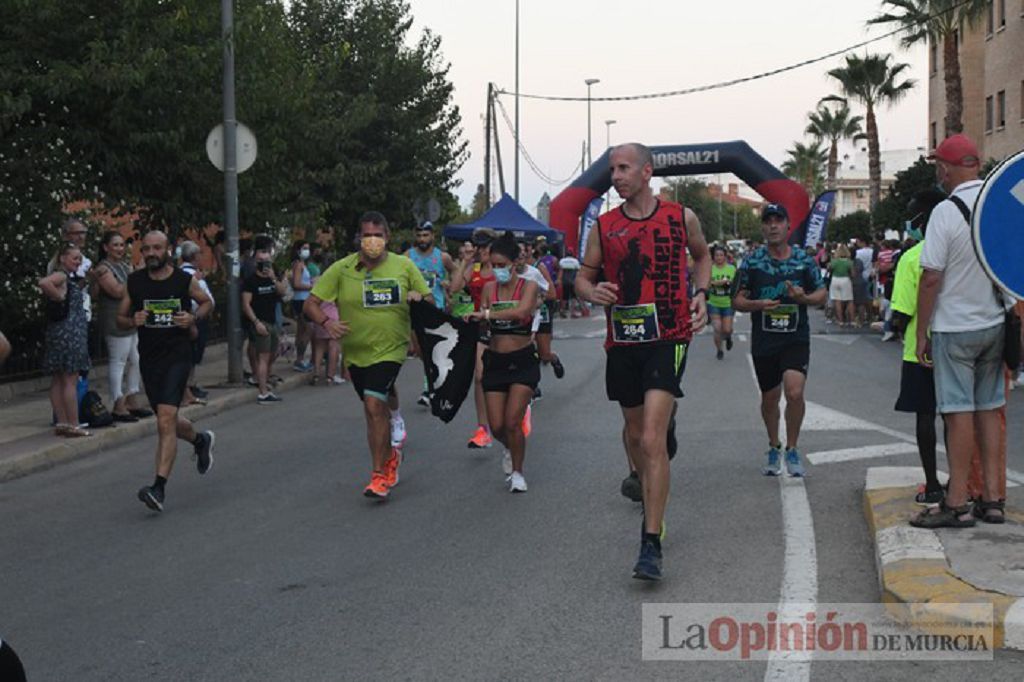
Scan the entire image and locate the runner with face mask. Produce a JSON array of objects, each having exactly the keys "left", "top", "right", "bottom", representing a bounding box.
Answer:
[{"left": 304, "top": 211, "right": 432, "bottom": 499}]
